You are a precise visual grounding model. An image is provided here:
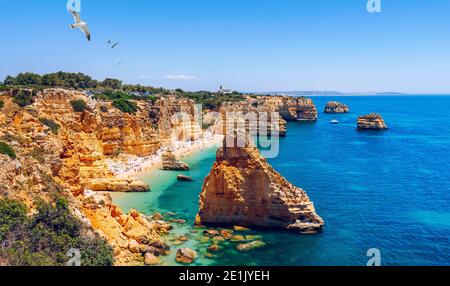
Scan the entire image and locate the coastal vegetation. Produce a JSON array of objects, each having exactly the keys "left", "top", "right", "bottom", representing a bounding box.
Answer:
[
  {"left": 112, "top": 99, "right": 139, "bottom": 114},
  {"left": 0, "top": 141, "right": 16, "bottom": 159},
  {"left": 0, "top": 196, "right": 114, "bottom": 266},
  {"left": 174, "top": 90, "right": 244, "bottom": 110},
  {"left": 70, "top": 99, "right": 88, "bottom": 112},
  {"left": 11, "top": 89, "right": 37, "bottom": 107},
  {"left": 39, "top": 118, "right": 60, "bottom": 135},
  {"left": 0, "top": 100, "right": 4, "bottom": 110},
  {"left": 2, "top": 72, "right": 246, "bottom": 111},
  {"left": 3, "top": 72, "right": 167, "bottom": 96}
]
